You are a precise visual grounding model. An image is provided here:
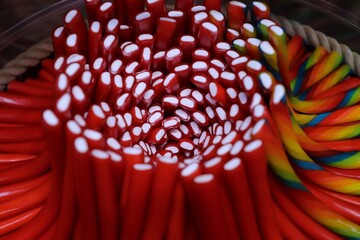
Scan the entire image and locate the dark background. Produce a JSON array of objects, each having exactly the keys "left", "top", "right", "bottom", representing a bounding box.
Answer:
[{"left": 0, "top": 0, "right": 359, "bottom": 67}]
